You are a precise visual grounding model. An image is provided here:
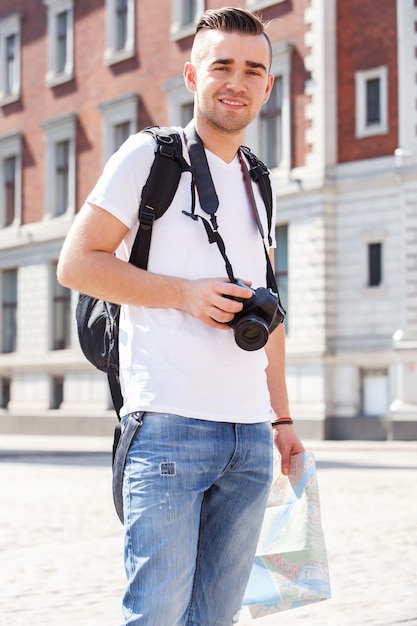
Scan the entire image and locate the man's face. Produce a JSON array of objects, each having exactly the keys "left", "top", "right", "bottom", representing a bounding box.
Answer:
[{"left": 185, "top": 29, "right": 274, "bottom": 135}]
